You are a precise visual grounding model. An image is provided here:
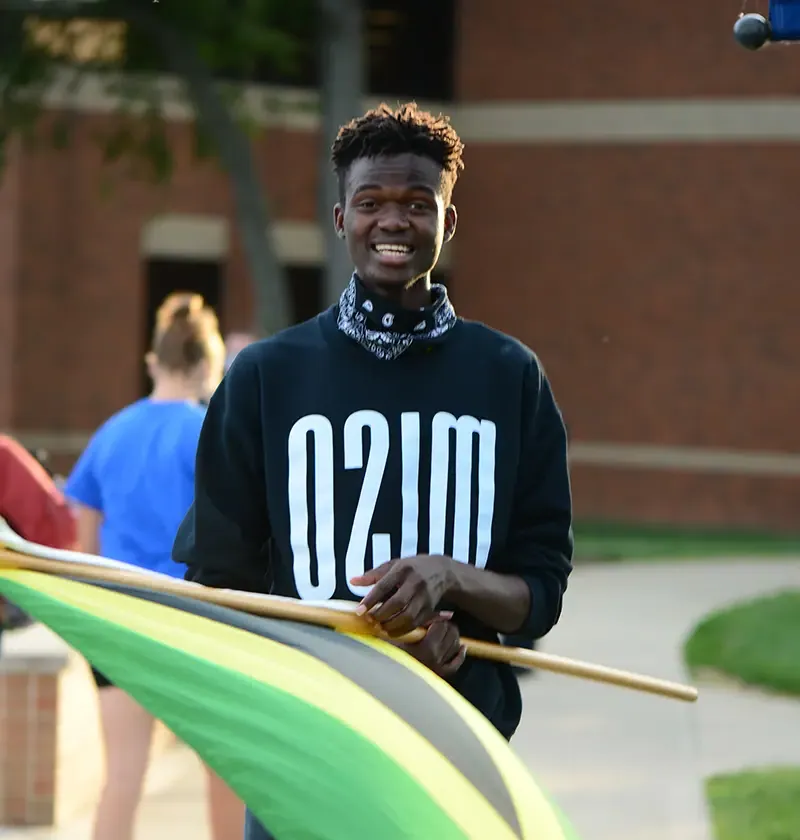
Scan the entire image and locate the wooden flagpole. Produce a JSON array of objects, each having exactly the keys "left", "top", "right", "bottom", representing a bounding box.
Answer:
[{"left": 0, "top": 523, "right": 697, "bottom": 703}]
